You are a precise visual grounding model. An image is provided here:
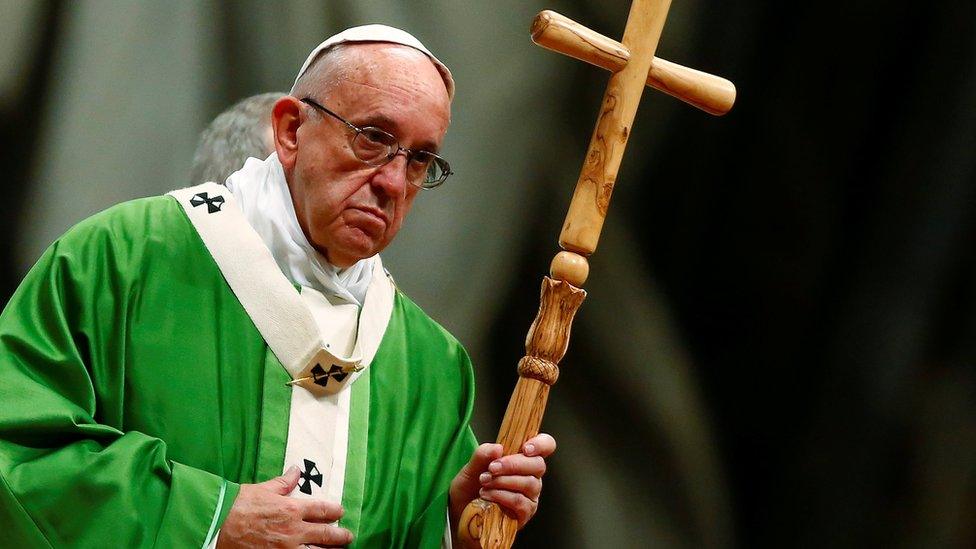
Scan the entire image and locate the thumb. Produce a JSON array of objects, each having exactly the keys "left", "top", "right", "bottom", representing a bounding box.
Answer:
[
  {"left": 455, "top": 443, "right": 502, "bottom": 492},
  {"left": 449, "top": 443, "right": 502, "bottom": 525},
  {"left": 259, "top": 465, "right": 301, "bottom": 495}
]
